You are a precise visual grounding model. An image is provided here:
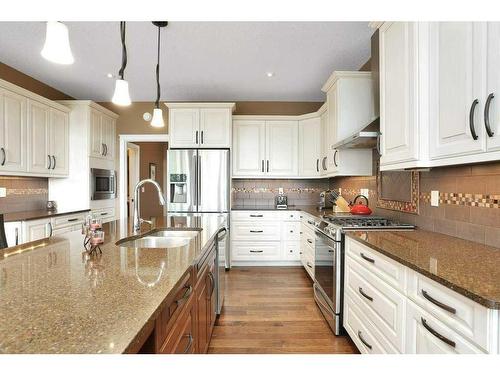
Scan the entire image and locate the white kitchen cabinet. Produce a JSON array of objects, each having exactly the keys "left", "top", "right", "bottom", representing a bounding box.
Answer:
[
  {"left": 166, "top": 103, "right": 235, "bottom": 149},
  {"left": 329, "top": 149, "right": 373, "bottom": 177},
  {"left": 266, "top": 121, "right": 298, "bottom": 176},
  {"left": 298, "top": 117, "right": 321, "bottom": 177},
  {"left": 101, "top": 114, "right": 115, "bottom": 160},
  {"left": 89, "top": 109, "right": 103, "bottom": 158},
  {"left": 485, "top": 22, "right": 500, "bottom": 151},
  {"left": 22, "top": 218, "right": 52, "bottom": 243},
  {"left": 429, "top": 22, "right": 487, "bottom": 160},
  {"left": 379, "top": 22, "right": 430, "bottom": 169},
  {"left": 0, "top": 89, "right": 26, "bottom": 173},
  {"left": 89, "top": 109, "right": 116, "bottom": 160},
  {"left": 232, "top": 120, "right": 266, "bottom": 176},
  {"left": 319, "top": 105, "right": 329, "bottom": 175},
  {"left": 27, "top": 100, "right": 50, "bottom": 174},
  {"left": 49, "top": 108, "right": 69, "bottom": 176}
]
